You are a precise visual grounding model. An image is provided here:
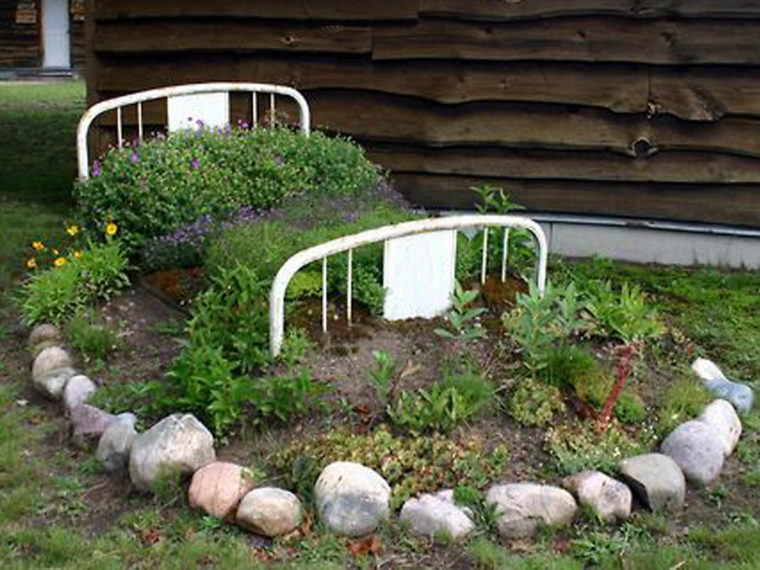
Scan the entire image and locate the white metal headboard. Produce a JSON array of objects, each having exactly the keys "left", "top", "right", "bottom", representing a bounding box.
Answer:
[
  {"left": 269, "top": 214, "right": 548, "bottom": 356},
  {"left": 76, "top": 82, "right": 311, "bottom": 181}
]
